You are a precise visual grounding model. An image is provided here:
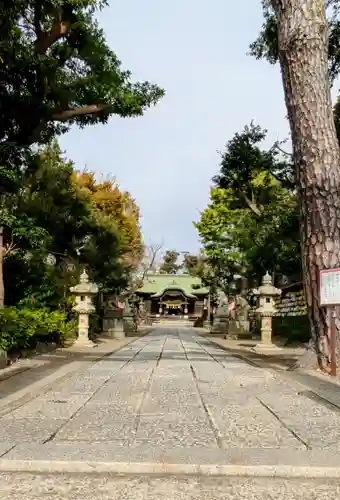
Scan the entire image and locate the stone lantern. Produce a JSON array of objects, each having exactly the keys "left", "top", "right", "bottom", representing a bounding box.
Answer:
[
  {"left": 70, "top": 269, "right": 98, "bottom": 347},
  {"left": 252, "top": 271, "right": 281, "bottom": 350}
]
